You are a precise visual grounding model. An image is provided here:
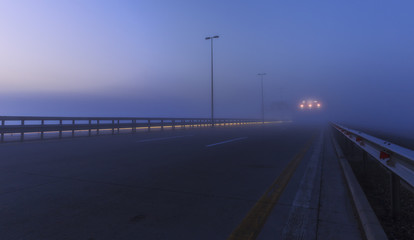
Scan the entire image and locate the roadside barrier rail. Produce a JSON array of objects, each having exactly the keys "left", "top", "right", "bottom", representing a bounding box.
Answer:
[
  {"left": 332, "top": 123, "right": 414, "bottom": 219},
  {"left": 0, "top": 116, "right": 267, "bottom": 142}
]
